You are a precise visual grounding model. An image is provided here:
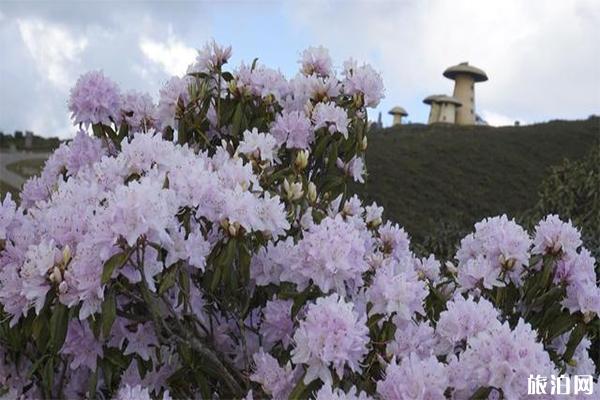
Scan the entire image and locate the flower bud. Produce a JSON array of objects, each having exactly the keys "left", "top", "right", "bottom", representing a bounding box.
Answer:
[
  {"left": 49, "top": 267, "right": 63, "bottom": 284},
  {"left": 445, "top": 261, "right": 457, "bottom": 275},
  {"left": 228, "top": 80, "right": 237, "bottom": 94},
  {"left": 353, "top": 93, "right": 364, "bottom": 108},
  {"left": 283, "top": 178, "right": 290, "bottom": 193},
  {"left": 551, "top": 241, "right": 562, "bottom": 255},
  {"left": 62, "top": 245, "right": 72, "bottom": 265},
  {"left": 228, "top": 222, "right": 240, "bottom": 237},
  {"left": 500, "top": 256, "right": 515, "bottom": 271},
  {"left": 368, "top": 217, "right": 382, "bottom": 228},
  {"left": 303, "top": 101, "right": 314, "bottom": 116},
  {"left": 58, "top": 281, "right": 68, "bottom": 294},
  {"left": 283, "top": 179, "right": 303, "bottom": 201},
  {"left": 294, "top": 150, "right": 309, "bottom": 170},
  {"left": 307, "top": 182, "right": 317, "bottom": 203}
]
